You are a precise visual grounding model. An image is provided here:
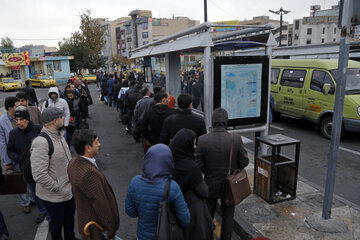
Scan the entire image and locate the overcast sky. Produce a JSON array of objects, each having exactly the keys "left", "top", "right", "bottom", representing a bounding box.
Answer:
[{"left": 1, "top": 0, "right": 339, "bottom": 47}]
